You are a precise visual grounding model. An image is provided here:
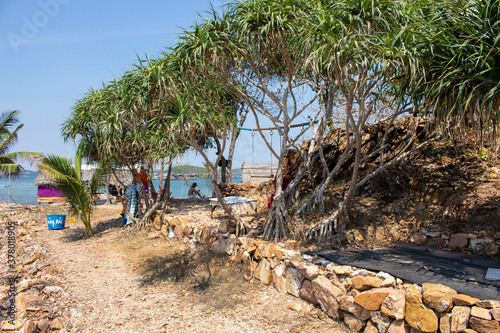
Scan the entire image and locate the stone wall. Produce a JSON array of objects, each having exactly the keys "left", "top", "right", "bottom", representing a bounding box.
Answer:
[{"left": 152, "top": 211, "right": 500, "bottom": 333}]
